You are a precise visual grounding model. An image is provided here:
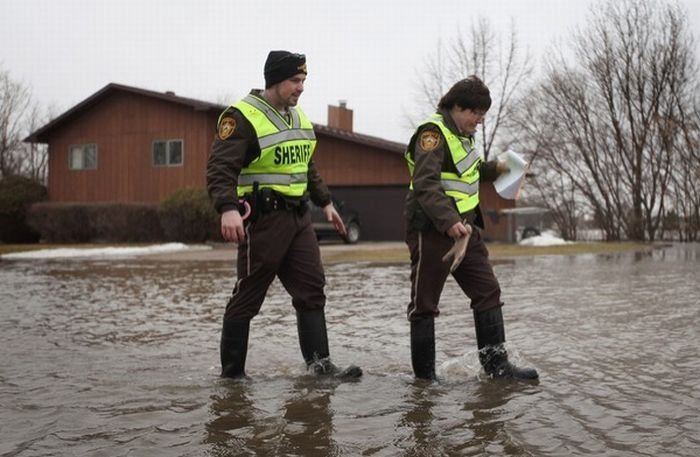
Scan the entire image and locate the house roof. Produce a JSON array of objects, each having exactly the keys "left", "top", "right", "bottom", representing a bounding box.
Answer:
[
  {"left": 313, "top": 124, "right": 405, "bottom": 154},
  {"left": 25, "top": 83, "right": 407, "bottom": 154},
  {"left": 24, "top": 83, "right": 223, "bottom": 143}
]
